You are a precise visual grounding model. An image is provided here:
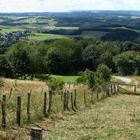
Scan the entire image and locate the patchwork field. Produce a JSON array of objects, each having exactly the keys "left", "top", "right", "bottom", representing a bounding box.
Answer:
[{"left": 0, "top": 11, "right": 140, "bottom": 42}]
